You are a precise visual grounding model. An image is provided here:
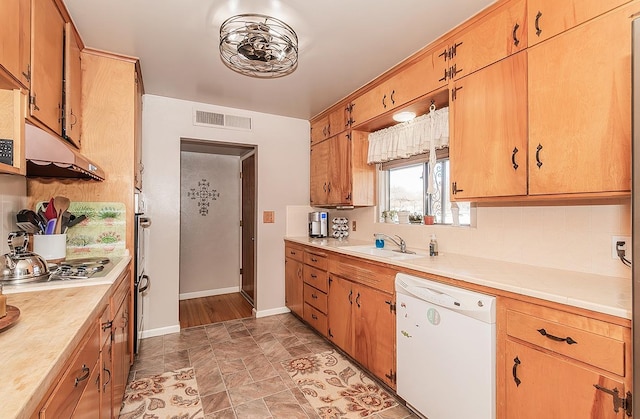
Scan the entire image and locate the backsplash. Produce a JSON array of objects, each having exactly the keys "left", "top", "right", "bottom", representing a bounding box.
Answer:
[
  {"left": 36, "top": 201, "right": 127, "bottom": 258},
  {"left": 0, "top": 175, "right": 27, "bottom": 255},
  {"left": 286, "top": 201, "right": 632, "bottom": 279}
]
